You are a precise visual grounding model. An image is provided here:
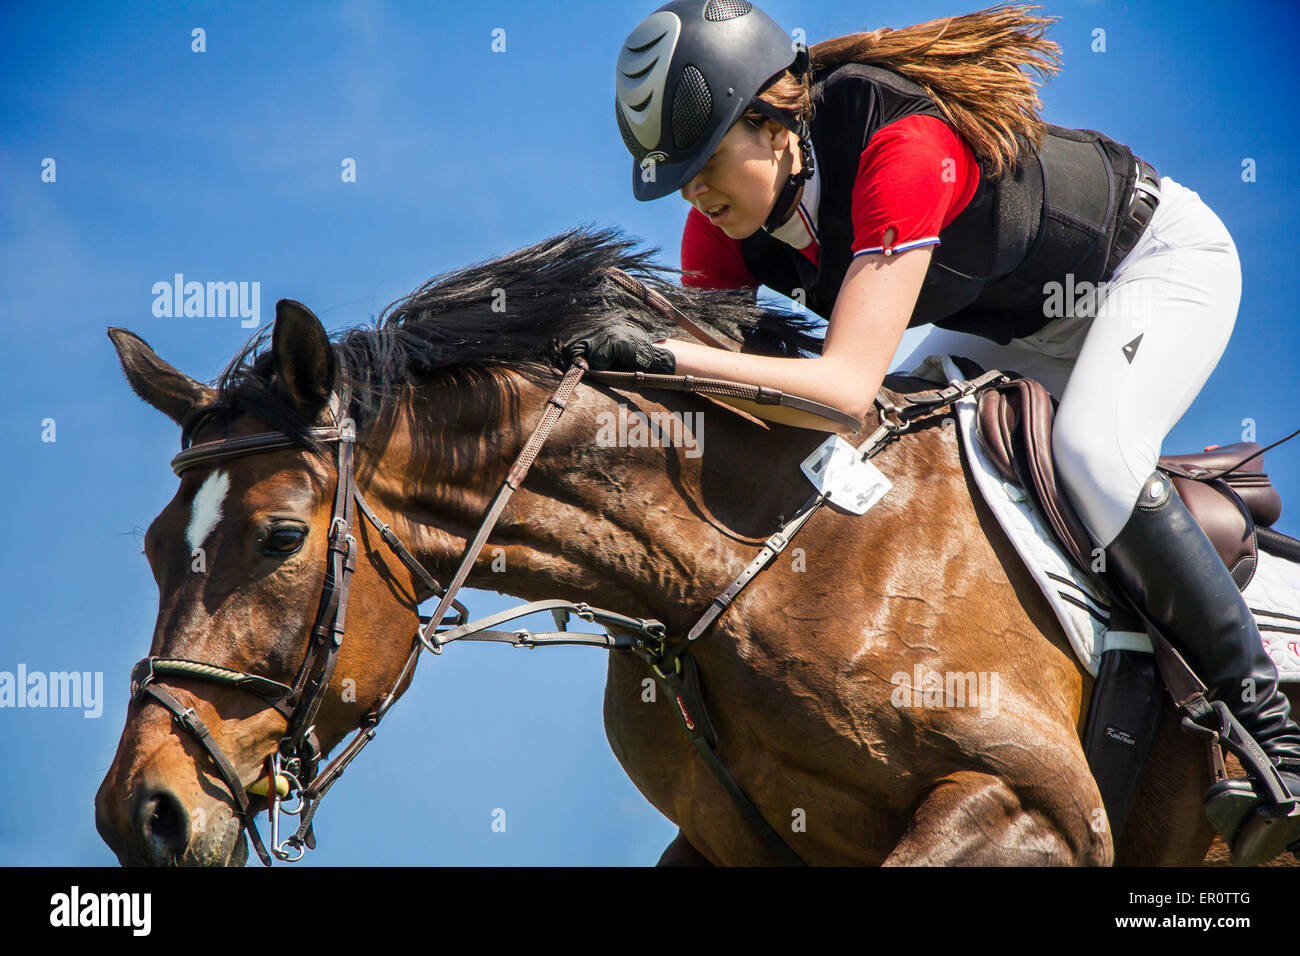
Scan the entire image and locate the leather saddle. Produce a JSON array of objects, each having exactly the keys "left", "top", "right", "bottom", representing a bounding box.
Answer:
[
  {"left": 944, "top": 360, "right": 1300, "bottom": 843},
  {"left": 971, "top": 370, "right": 1289, "bottom": 593}
]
